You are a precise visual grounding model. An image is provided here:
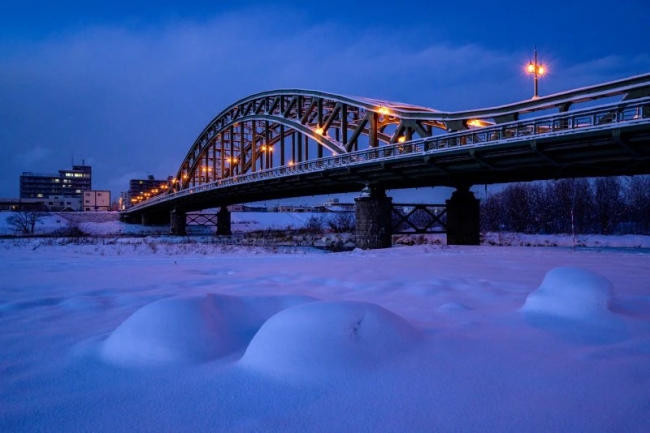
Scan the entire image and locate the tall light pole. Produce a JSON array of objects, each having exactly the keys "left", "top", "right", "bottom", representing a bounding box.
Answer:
[{"left": 527, "top": 49, "right": 545, "bottom": 99}]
